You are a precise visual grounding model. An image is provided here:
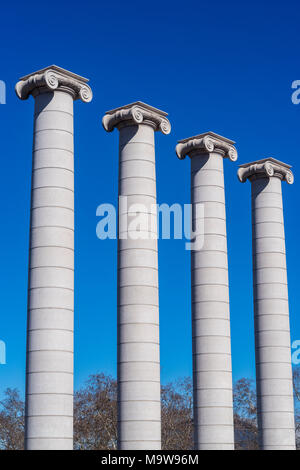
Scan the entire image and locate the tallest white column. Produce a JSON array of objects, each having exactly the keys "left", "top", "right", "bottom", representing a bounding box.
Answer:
[
  {"left": 238, "top": 158, "right": 296, "bottom": 450},
  {"left": 103, "top": 102, "right": 171, "bottom": 450},
  {"left": 176, "top": 132, "right": 237, "bottom": 450},
  {"left": 16, "top": 66, "right": 92, "bottom": 450}
]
